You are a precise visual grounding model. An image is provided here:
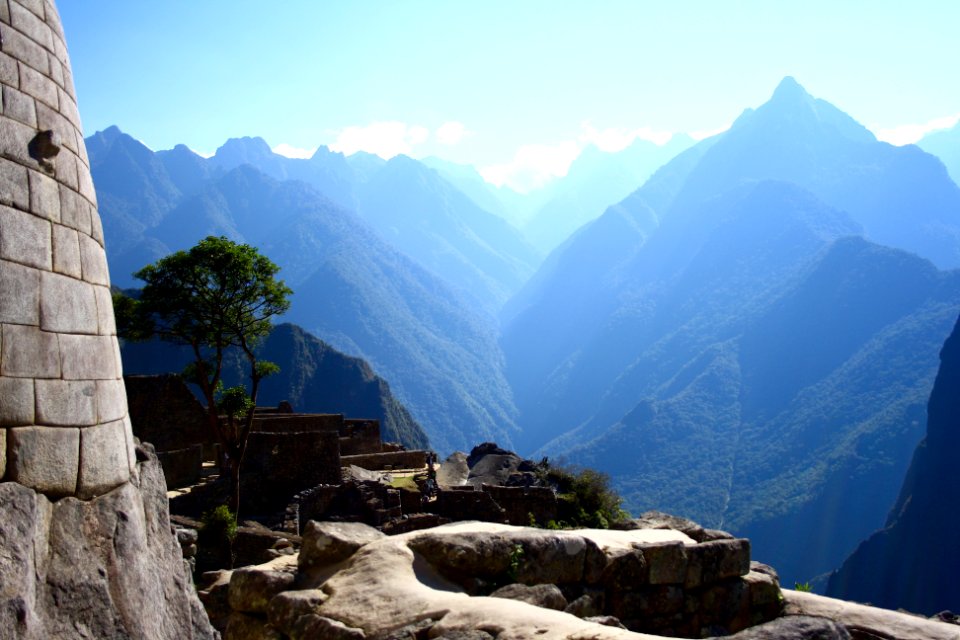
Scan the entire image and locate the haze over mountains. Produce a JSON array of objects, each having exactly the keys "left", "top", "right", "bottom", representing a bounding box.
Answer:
[{"left": 92, "top": 76, "right": 960, "bottom": 606}]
